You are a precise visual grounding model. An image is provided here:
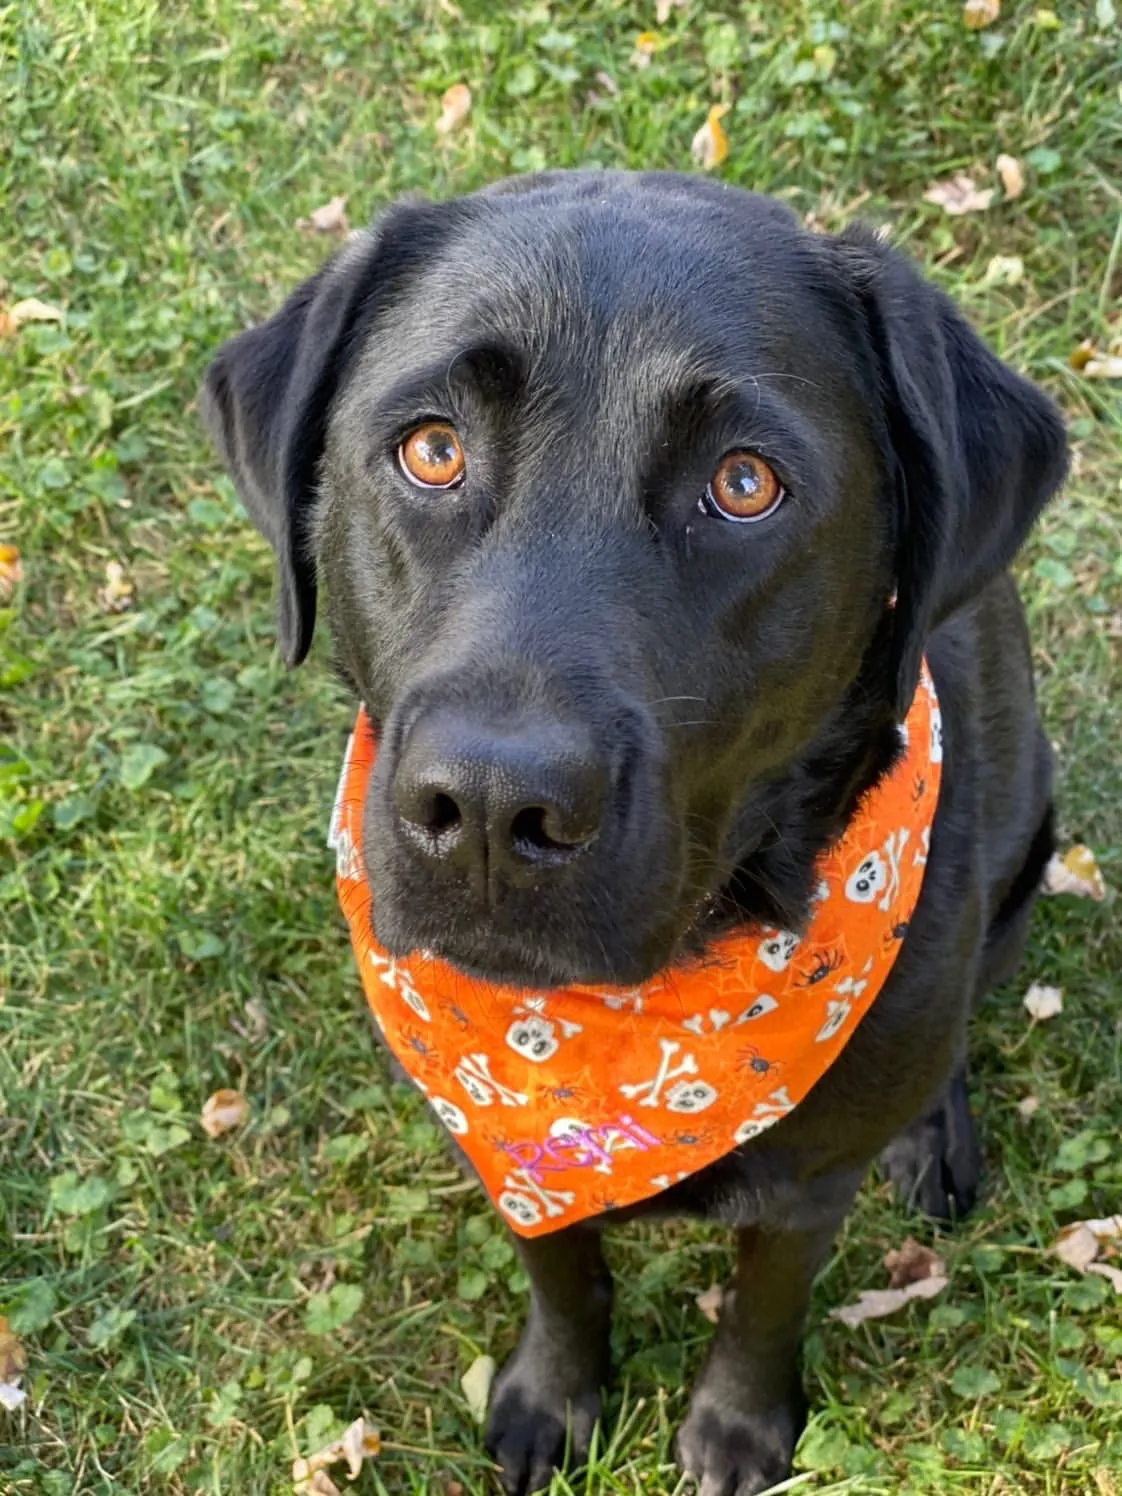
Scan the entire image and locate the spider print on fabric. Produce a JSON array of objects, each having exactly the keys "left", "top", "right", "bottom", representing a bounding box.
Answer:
[{"left": 796, "top": 945, "right": 844, "bottom": 987}]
